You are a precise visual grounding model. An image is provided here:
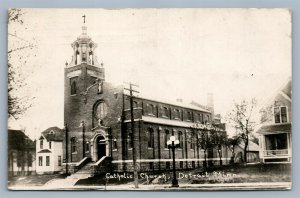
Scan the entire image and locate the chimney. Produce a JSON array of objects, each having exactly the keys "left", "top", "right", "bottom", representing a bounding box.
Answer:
[
  {"left": 207, "top": 93, "right": 215, "bottom": 124},
  {"left": 176, "top": 98, "right": 183, "bottom": 103}
]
